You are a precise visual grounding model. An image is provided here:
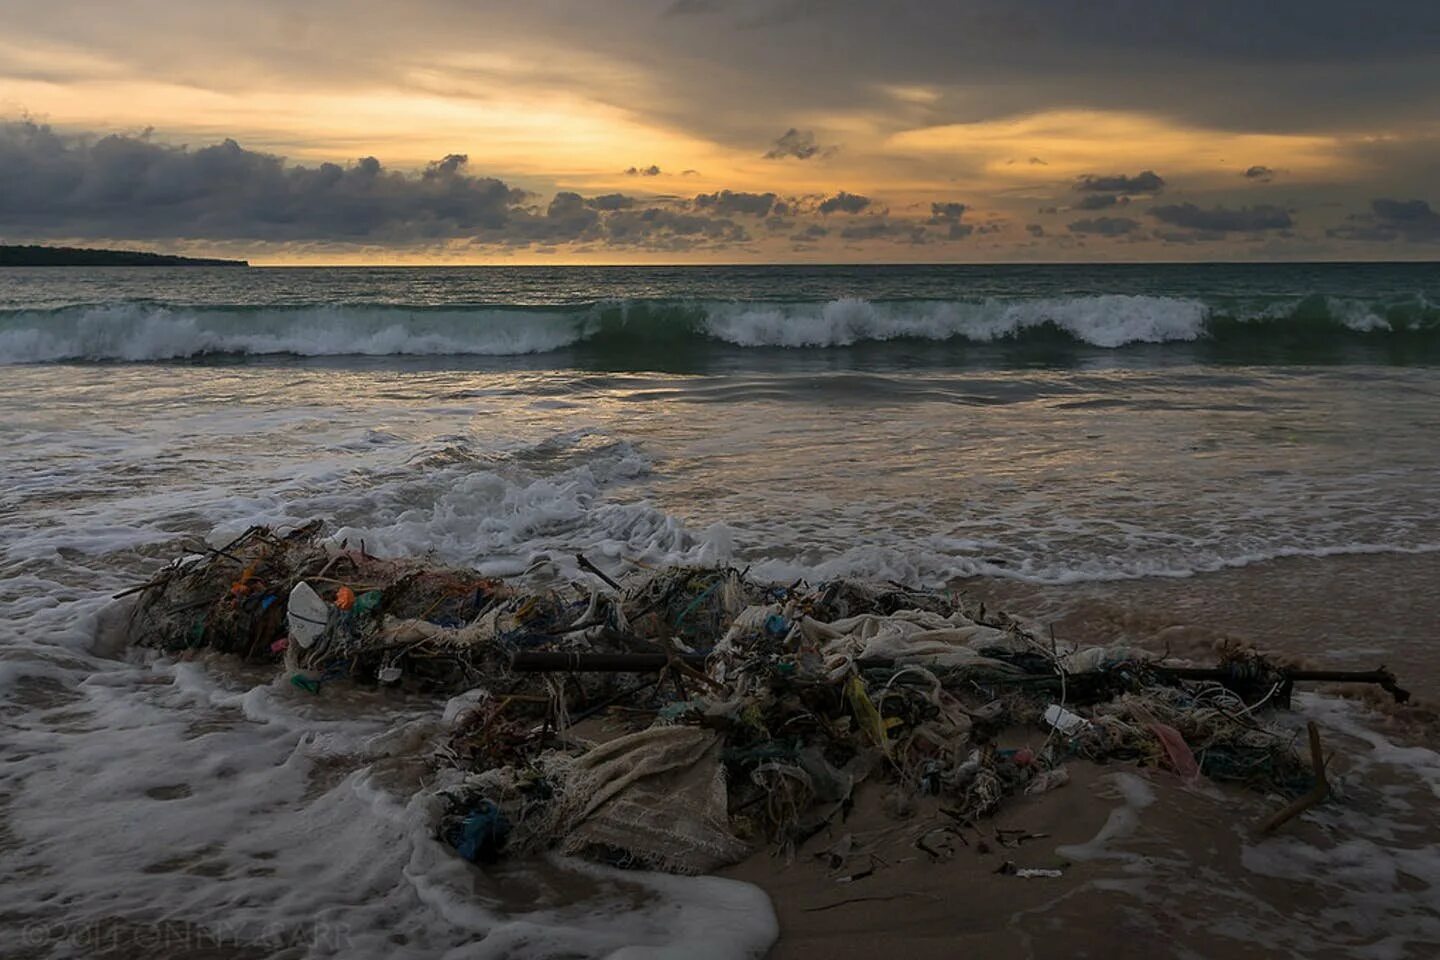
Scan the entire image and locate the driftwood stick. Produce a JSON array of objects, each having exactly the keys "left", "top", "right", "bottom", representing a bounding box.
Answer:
[
  {"left": 575, "top": 553, "right": 623, "bottom": 592},
  {"left": 510, "top": 653, "right": 1410, "bottom": 701},
  {"left": 1257, "top": 721, "right": 1330, "bottom": 834}
]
